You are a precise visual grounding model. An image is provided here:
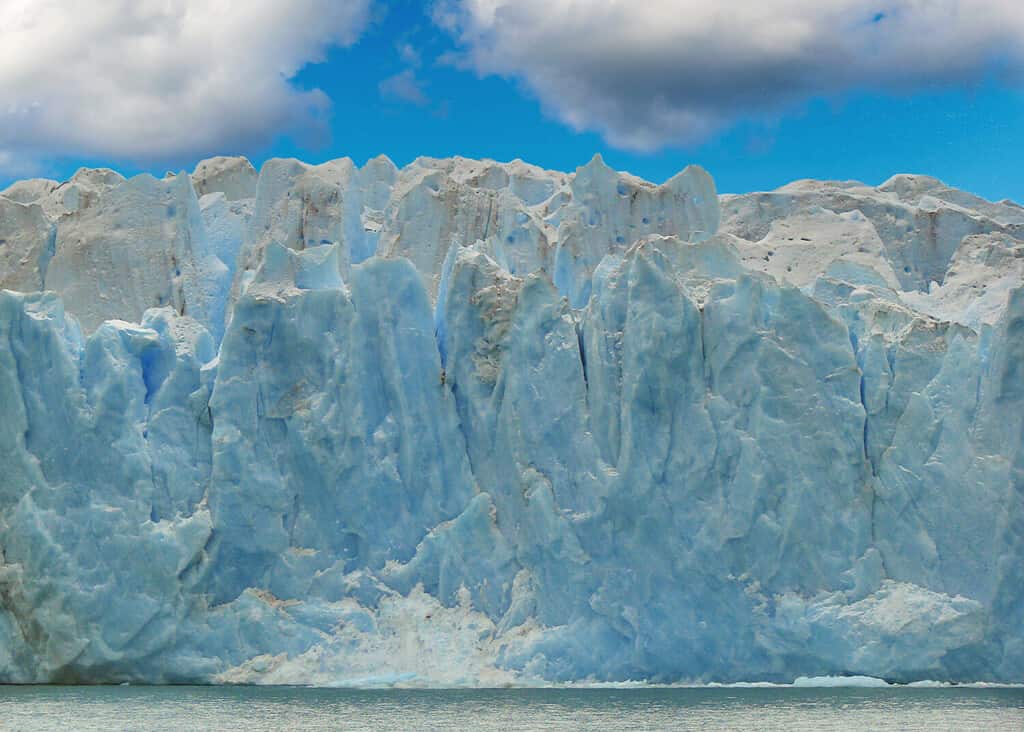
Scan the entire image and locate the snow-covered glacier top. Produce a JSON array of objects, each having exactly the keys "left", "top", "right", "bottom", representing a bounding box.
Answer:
[{"left": 0, "top": 154, "right": 1021, "bottom": 686}]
